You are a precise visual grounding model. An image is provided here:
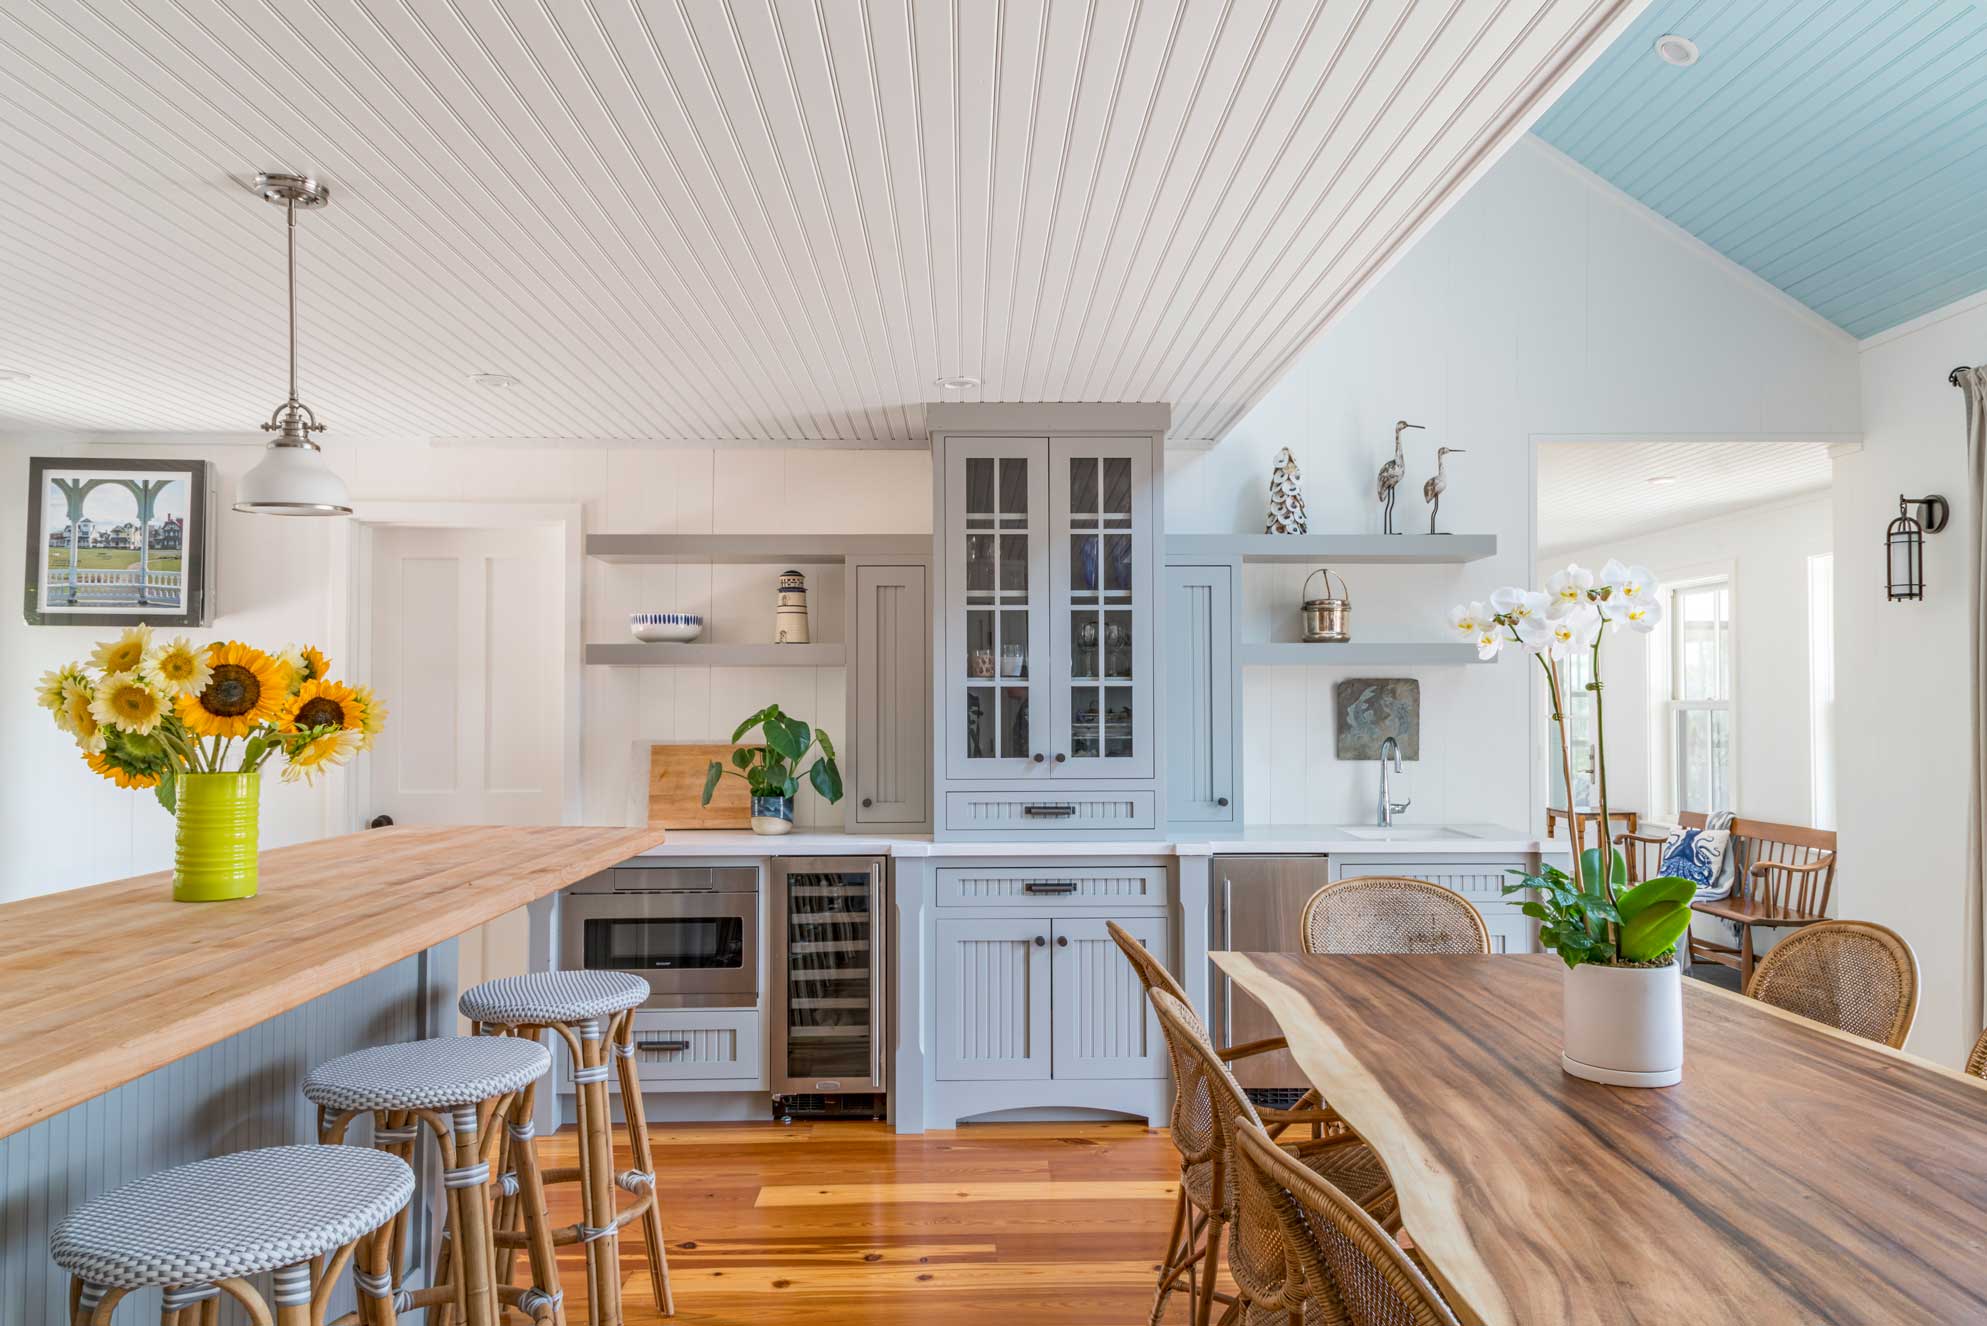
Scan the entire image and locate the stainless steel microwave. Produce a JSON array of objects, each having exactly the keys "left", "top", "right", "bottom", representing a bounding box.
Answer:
[{"left": 560, "top": 864, "right": 759, "bottom": 1007}]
